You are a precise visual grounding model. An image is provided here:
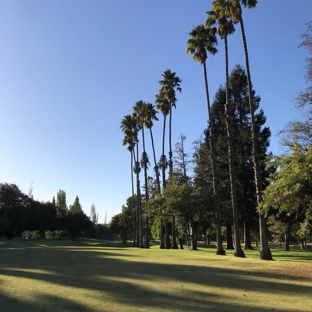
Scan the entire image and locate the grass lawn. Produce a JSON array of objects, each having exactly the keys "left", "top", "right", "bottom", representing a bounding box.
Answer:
[{"left": 0, "top": 239, "right": 311, "bottom": 312}]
